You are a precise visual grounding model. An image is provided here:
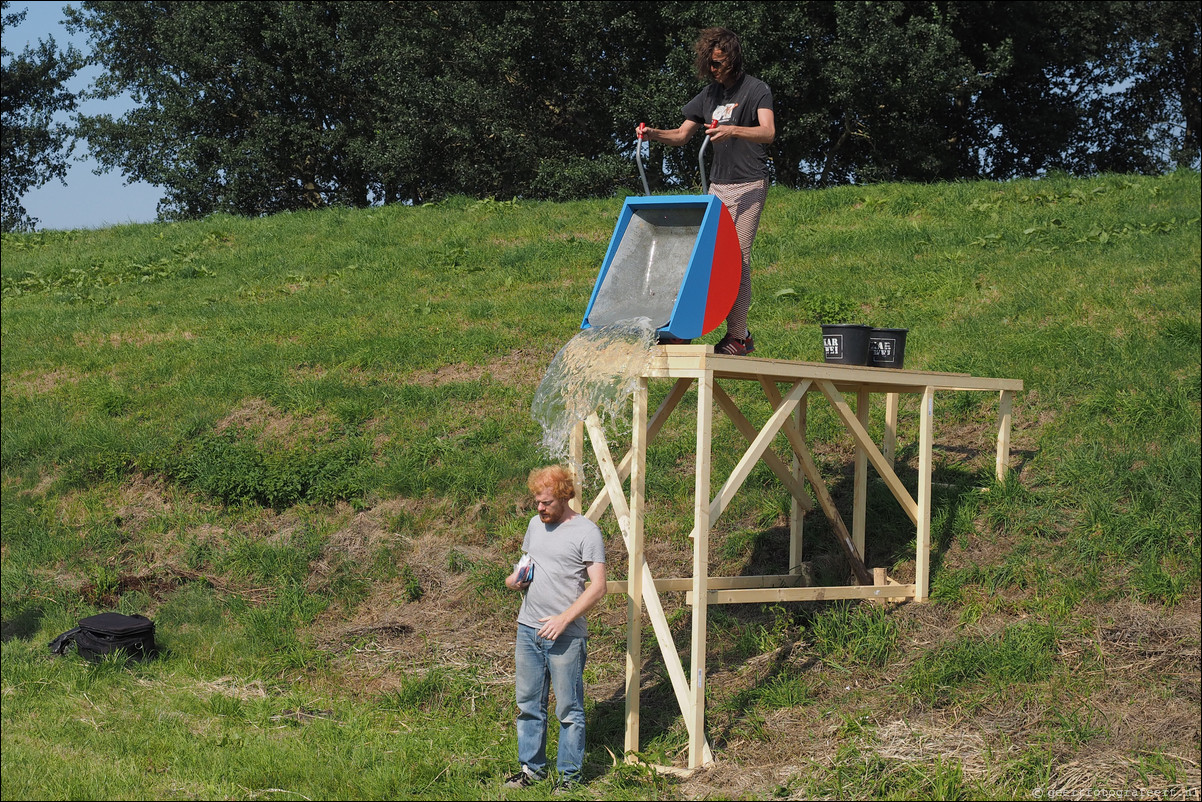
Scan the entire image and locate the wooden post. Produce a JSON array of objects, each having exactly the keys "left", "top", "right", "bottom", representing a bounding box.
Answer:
[
  {"left": 569, "top": 422, "right": 584, "bottom": 514},
  {"left": 883, "top": 392, "right": 899, "bottom": 465},
  {"left": 790, "top": 395, "right": 807, "bottom": 574},
  {"left": 916, "top": 386, "right": 935, "bottom": 602},
  {"left": 996, "top": 390, "right": 1013, "bottom": 481},
  {"left": 624, "top": 379, "right": 647, "bottom": 758},
  {"left": 852, "top": 387, "right": 869, "bottom": 559},
  {"left": 688, "top": 372, "right": 713, "bottom": 768}
]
